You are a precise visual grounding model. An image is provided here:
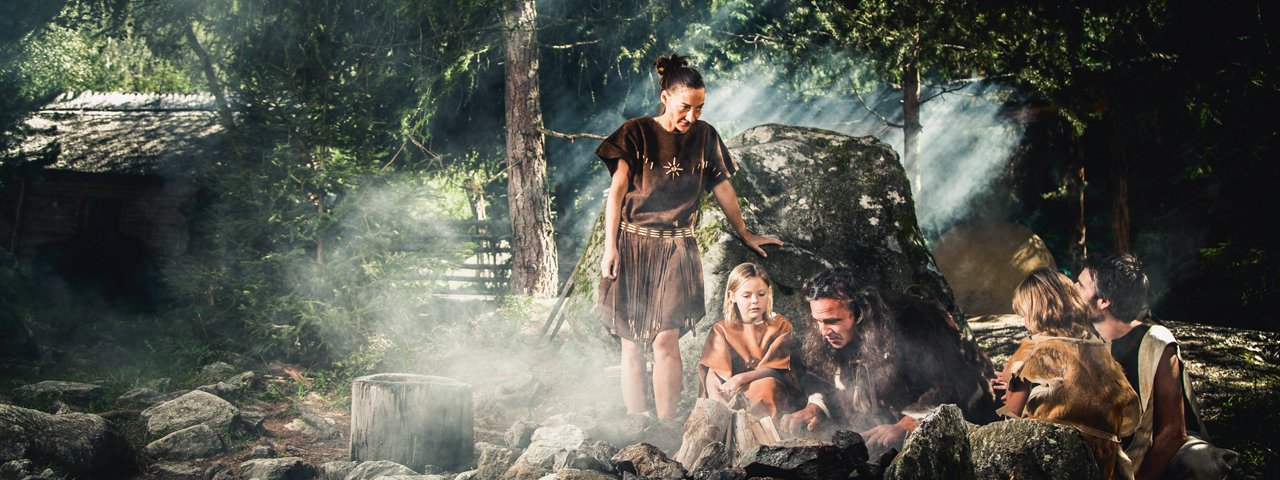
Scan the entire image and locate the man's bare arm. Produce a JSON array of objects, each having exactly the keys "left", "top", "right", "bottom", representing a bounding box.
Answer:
[{"left": 1136, "top": 345, "right": 1187, "bottom": 480}]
